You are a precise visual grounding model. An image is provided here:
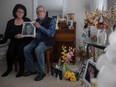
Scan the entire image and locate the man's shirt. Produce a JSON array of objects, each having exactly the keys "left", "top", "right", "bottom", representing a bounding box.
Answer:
[{"left": 36, "top": 18, "right": 56, "bottom": 39}]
